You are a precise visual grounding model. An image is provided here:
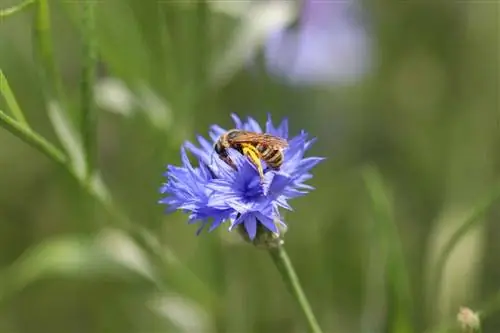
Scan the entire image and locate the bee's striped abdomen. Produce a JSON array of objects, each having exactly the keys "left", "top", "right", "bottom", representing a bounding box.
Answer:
[
  {"left": 255, "top": 143, "right": 269, "bottom": 155},
  {"left": 256, "top": 143, "right": 283, "bottom": 170}
]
